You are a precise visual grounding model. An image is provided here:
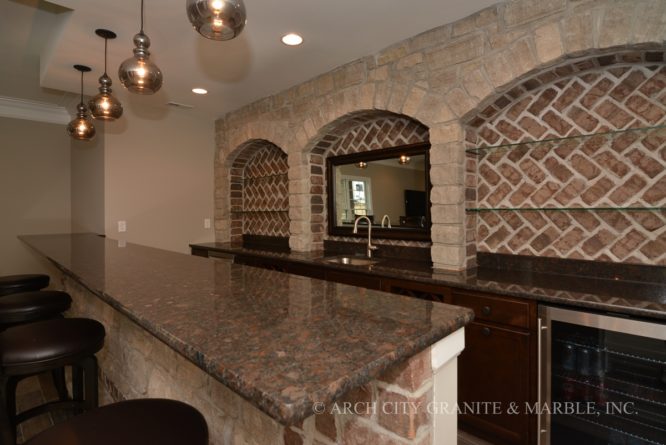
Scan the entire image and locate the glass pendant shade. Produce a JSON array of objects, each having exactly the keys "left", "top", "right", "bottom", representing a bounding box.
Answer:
[
  {"left": 90, "top": 30, "right": 123, "bottom": 120},
  {"left": 67, "top": 65, "right": 95, "bottom": 142},
  {"left": 186, "top": 0, "right": 247, "bottom": 41},
  {"left": 67, "top": 103, "right": 96, "bottom": 141},
  {"left": 119, "top": 1, "right": 163, "bottom": 95}
]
